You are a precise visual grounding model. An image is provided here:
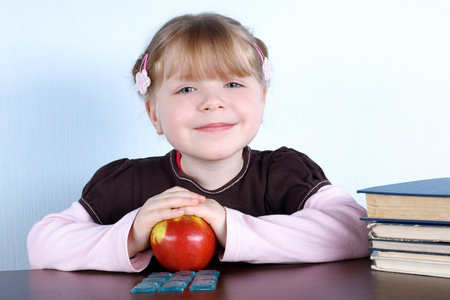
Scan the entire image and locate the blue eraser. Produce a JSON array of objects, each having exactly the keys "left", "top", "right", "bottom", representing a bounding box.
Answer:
[
  {"left": 196, "top": 270, "right": 220, "bottom": 276},
  {"left": 189, "top": 279, "right": 218, "bottom": 291},
  {"left": 146, "top": 272, "right": 172, "bottom": 279},
  {"left": 131, "top": 270, "right": 219, "bottom": 294},
  {"left": 173, "top": 270, "right": 196, "bottom": 276},
  {"left": 130, "top": 272, "right": 172, "bottom": 294},
  {"left": 130, "top": 281, "right": 161, "bottom": 293},
  {"left": 189, "top": 270, "right": 220, "bottom": 291},
  {"left": 193, "top": 274, "right": 218, "bottom": 281},
  {"left": 158, "top": 280, "right": 188, "bottom": 292},
  {"left": 171, "top": 271, "right": 196, "bottom": 282}
]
